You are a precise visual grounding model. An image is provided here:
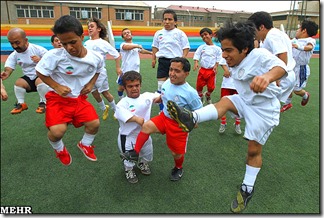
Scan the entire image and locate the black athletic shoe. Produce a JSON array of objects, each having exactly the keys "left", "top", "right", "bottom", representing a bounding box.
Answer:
[
  {"left": 167, "top": 101, "right": 196, "bottom": 132},
  {"left": 169, "top": 167, "right": 183, "bottom": 181},
  {"left": 120, "top": 149, "right": 139, "bottom": 161},
  {"left": 230, "top": 184, "right": 254, "bottom": 213}
]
